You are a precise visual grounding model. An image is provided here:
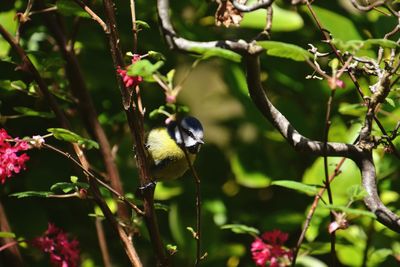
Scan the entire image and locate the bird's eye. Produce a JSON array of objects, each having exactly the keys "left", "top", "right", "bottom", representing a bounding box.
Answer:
[{"left": 179, "top": 126, "right": 196, "bottom": 140}]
